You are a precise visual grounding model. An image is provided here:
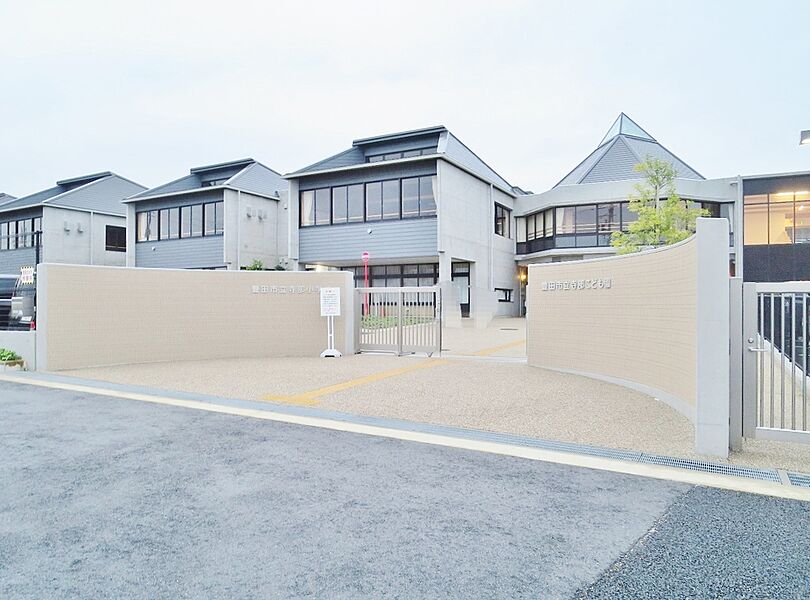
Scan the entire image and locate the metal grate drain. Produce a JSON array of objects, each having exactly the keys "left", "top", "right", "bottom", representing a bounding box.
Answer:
[
  {"left": 787, "top": 472, "right": 810, "bottom": 488},
  {"left": 638, "top": 454, "right": 780, "bottom": 482},
  {"left": 499, "top": 327, "right": 519, "bottom": 331}
]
